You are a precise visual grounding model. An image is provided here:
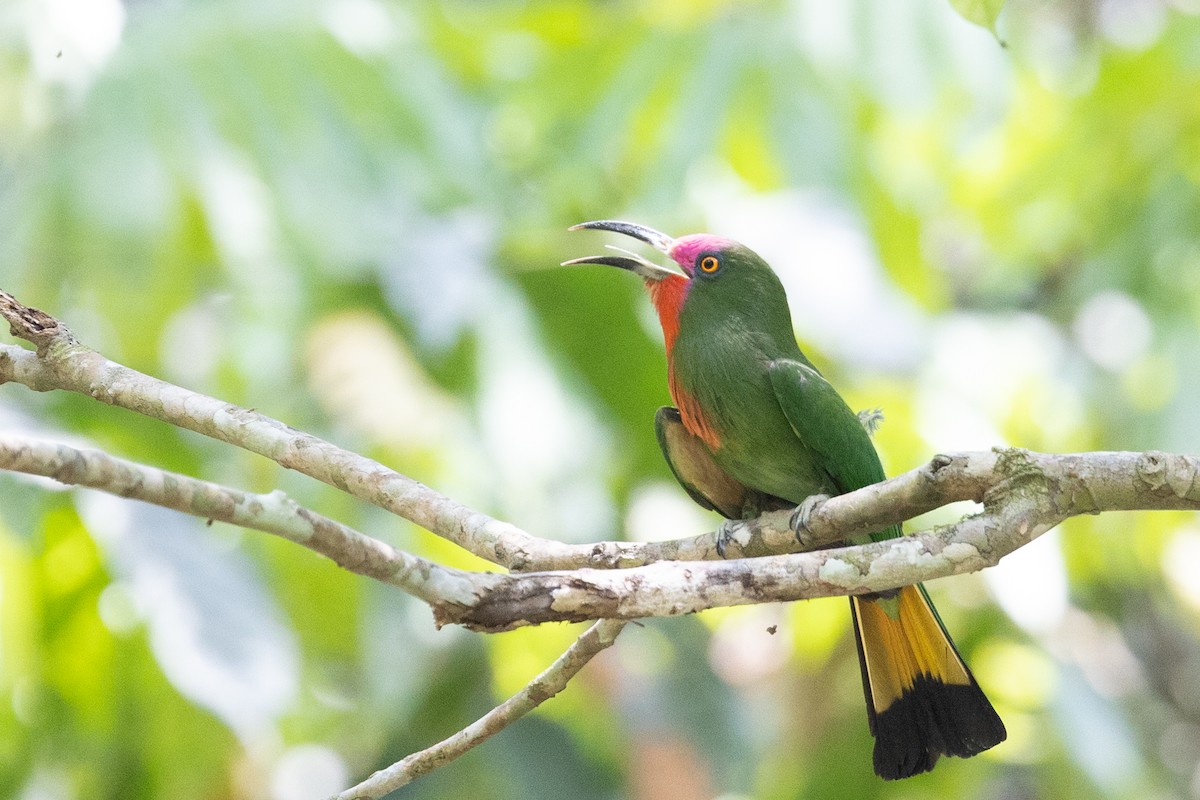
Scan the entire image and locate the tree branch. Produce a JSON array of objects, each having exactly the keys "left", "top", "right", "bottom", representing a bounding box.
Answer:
[
  {"left": 434, "top": 449, "right": 1200, "bottom": 630},
  {"left": 0, "top": 289, "right": 580, "bottom": 571},
  {"left": 0, "top": 288, "right": 896, "bottom": 570},
  {"left": 0, "top": 424, "right": 628, "bottom": 791},
  {"left": 4, "top": 428, "right": 1198, "bottom": 632},
  {"left": 0, "top": 433, "right": 501, "bottom": 610},
  {"left": 5, "top": 287, "right": 1200, "bottom": 792},
  {"left": 332, "top": 618, "right": 627, "bottom": 800}
]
